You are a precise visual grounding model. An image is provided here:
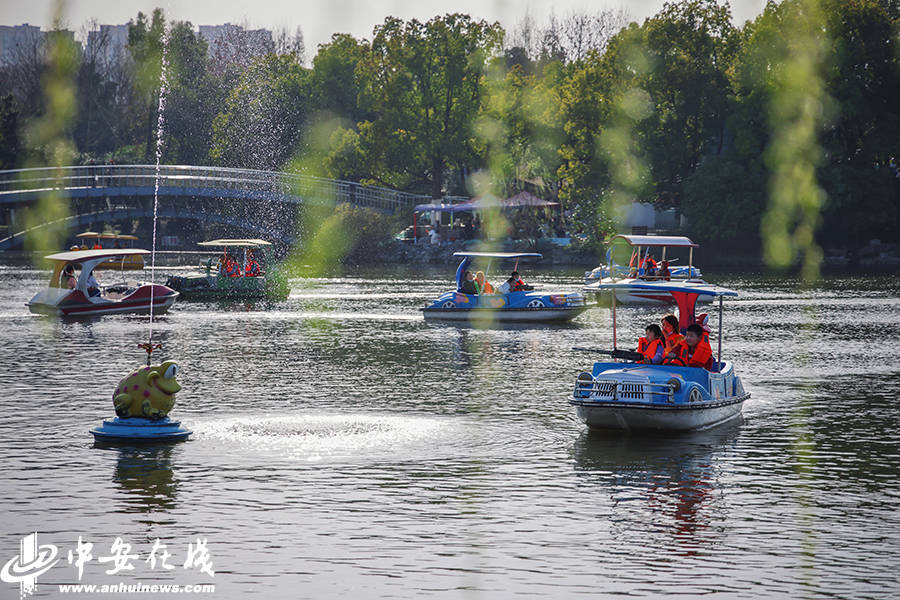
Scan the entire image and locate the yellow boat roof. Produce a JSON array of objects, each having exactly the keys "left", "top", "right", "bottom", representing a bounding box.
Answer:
[{"left": 45, "top": 249, "right": 150, "bottom": 262}]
